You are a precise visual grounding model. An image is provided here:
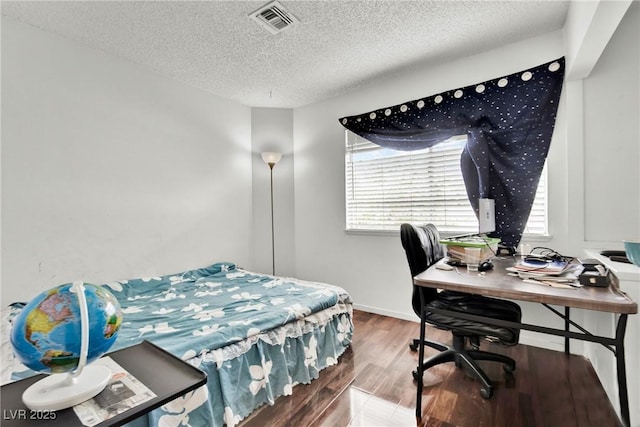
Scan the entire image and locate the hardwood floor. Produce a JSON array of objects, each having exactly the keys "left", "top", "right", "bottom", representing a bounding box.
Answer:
[{"left": 240, "top": 310, "right": 621, "bottom": 427}]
